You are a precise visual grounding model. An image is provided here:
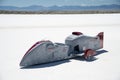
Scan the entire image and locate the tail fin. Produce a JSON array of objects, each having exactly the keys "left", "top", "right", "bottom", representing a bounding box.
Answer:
[
  {"left": 97, "top": 32, "right": 104, "bottom": 40},
  {"left": 97, "top": 32, "right": 104, "bottom": 48}
]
